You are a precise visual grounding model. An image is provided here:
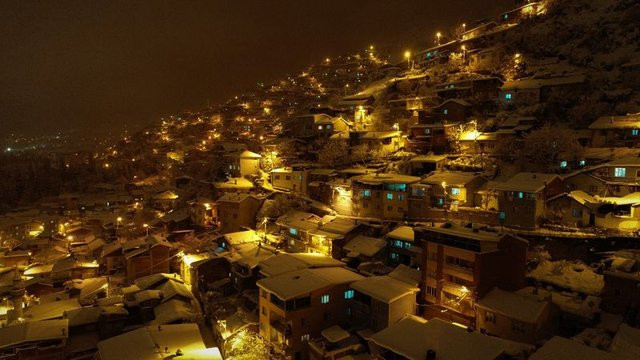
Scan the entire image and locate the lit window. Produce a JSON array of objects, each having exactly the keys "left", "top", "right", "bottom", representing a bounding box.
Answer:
[
  {"left": 344, "top": 290, "right": 354, "bottom": 299},
  {"left": 361, "top": 189, "right": 371, "bottom": 198},
  {"left": 320, "top": 294, "right": 330, "bottom": 304},
  {"left": 503, "top": 14, "right": 509, "bottom": 20},
  {"left": 579, "top": 160, "right": 586, "bottom": 166},
  {"left": 505, "top": 93, "right": 512, "bottom": 100},
  {"left": 499, "top": 212, "right": 506, "bottom": 221},
  {"left": 394, "top": 240, "right": 404, "bottom": 248},
  {"left": 438, "top": 198, "right": 444, "bottom": 205},
  {"left": 289, "top": 227, "right": 298, "bottom": 236},
  {"left": 443, "top": 109, "right": 448, "bottom": 115},
  {"left": 614, "top": 167, "right": 626, "bottom": 177},
  {"left": 560, "top": 161, "right": 567, "bottom": 168},
  {"left": 327, "top": 124, "right": 332, "bottom": 130},
  {"left": 424, "top": 128, "right": 431, "bottom": 135},
  {"left": 318, "top": 125, "right": 323, "bottom": 130},
  {"left": 386, "top": 193, "right": 394, "bottom": 200},
  {"left": 390, "top": 252, "right": 399, "bottom": 260},
  {"left": 451, "top": 187, "right": 460, "bottom": 195},
  {"left": 398, "top": 194, "right": 405, "bottom": 201},
  {"left": 518, "top": 192, "right": 524, "bottom": 199},
  {"left": 485, "top": 311, "right": 496, "bottom": 323}
]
